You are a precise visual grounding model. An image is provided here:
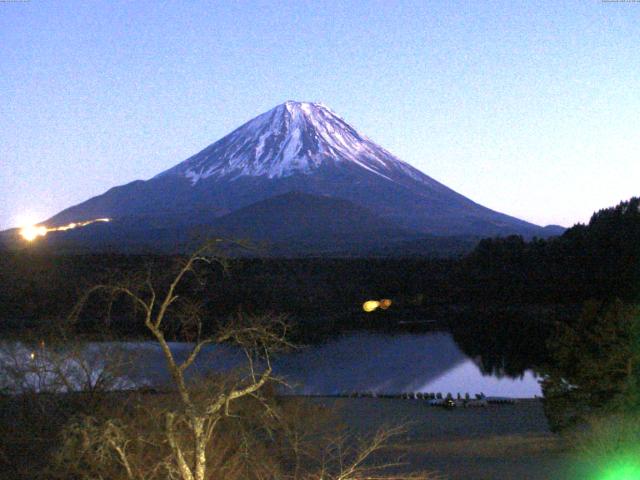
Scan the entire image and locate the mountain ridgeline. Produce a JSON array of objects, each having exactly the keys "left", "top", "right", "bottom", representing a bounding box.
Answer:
[{"left": 4, "top": 101, "right": 563, "bottom": 254}]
